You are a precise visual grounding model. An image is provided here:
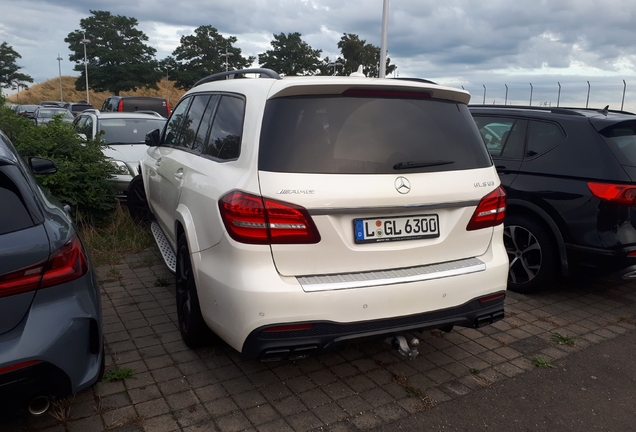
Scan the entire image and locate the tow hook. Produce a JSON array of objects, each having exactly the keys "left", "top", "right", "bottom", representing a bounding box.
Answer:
[{"left": 392, "top": 335, "right": 420, "bottom": 360}]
